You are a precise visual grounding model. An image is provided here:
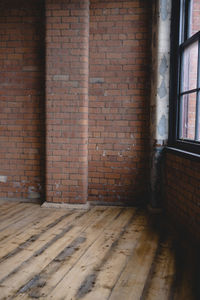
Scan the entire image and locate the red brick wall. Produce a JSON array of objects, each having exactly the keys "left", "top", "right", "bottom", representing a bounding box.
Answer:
[
  {"left": 165, "top": 152, "right": 200, "bottom": 241},
  {"left": 0, "top": 0, "right": 45, "bottom": 200},
  {"left": 45, "top": 0, "right": 89, "bottom": 204},
  {"left": 0, "top": 0, "right": 151, "bottom": 205},
  {"left": 88, "top": 0, "right": 151, "bottom": 204}
]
